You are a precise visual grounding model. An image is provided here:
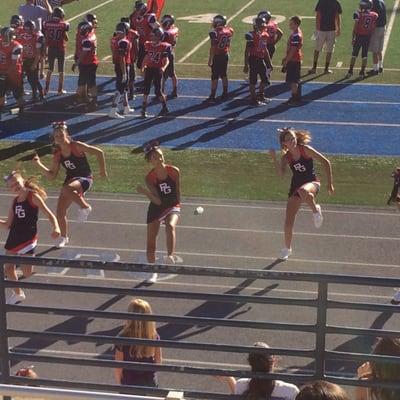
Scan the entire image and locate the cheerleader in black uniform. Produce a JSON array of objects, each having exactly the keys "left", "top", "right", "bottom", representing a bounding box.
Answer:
[
  {"left": 0, "top": 171, "right": 60, "bottom": 304},
  {"left": 33, "top": 121, "right": 107, "bottom": 248},
  {"left": 137, "top": 141, "right": 181, "bottom": 283},
  {"left": 269, "top": 128, "right": 334, "bottom": 260}
]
